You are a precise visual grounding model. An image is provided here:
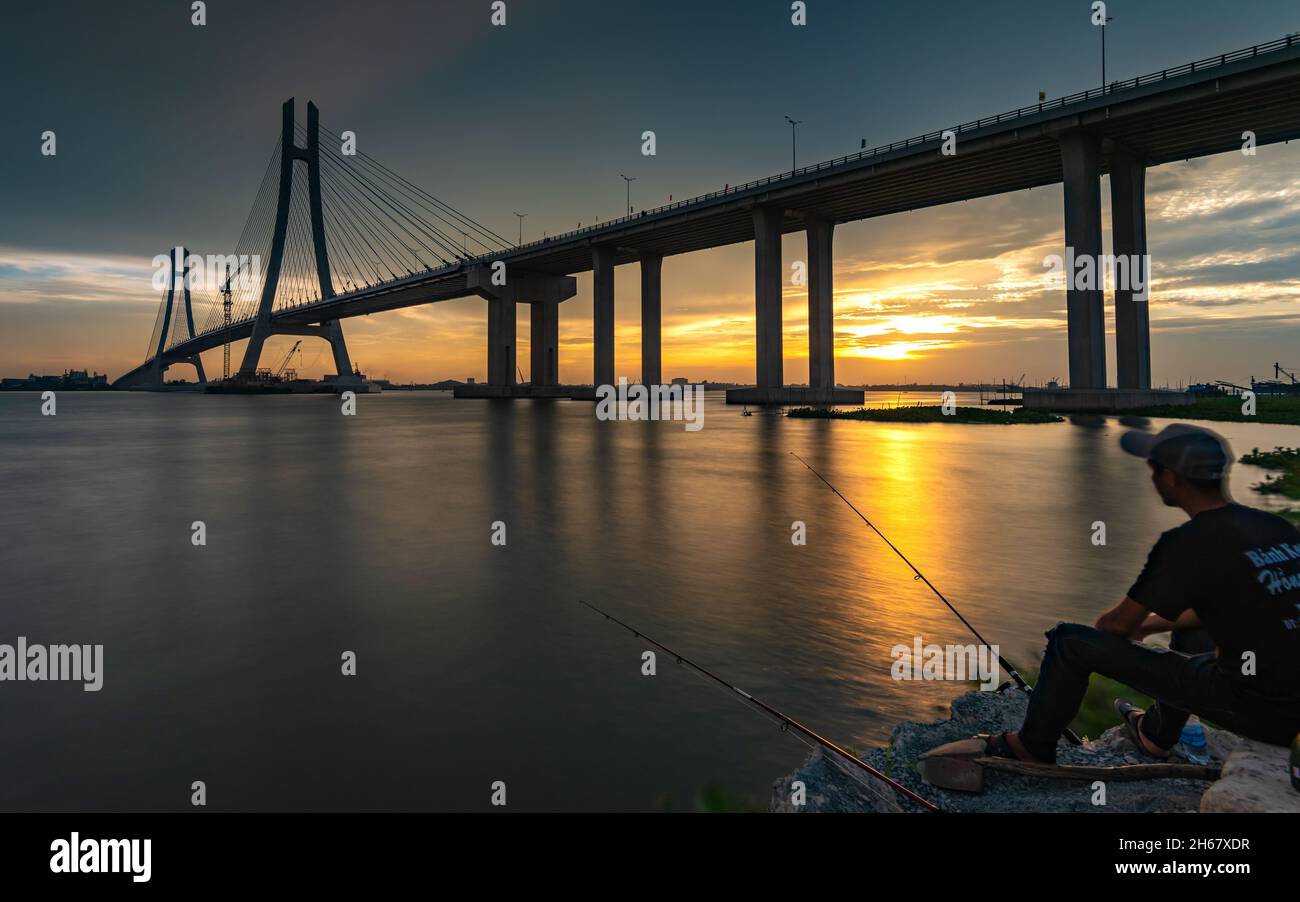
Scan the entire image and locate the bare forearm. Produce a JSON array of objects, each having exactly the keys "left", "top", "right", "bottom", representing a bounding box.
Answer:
[
  {"left": 1137, "top": 609, "right": 1201, "bottom": 638},
  {"left": 1135, "top": 614, "right": 1178, "bottom": 638},
  {"left": 1095, "top": 597, "right": 1149, "bottom": 638}
]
